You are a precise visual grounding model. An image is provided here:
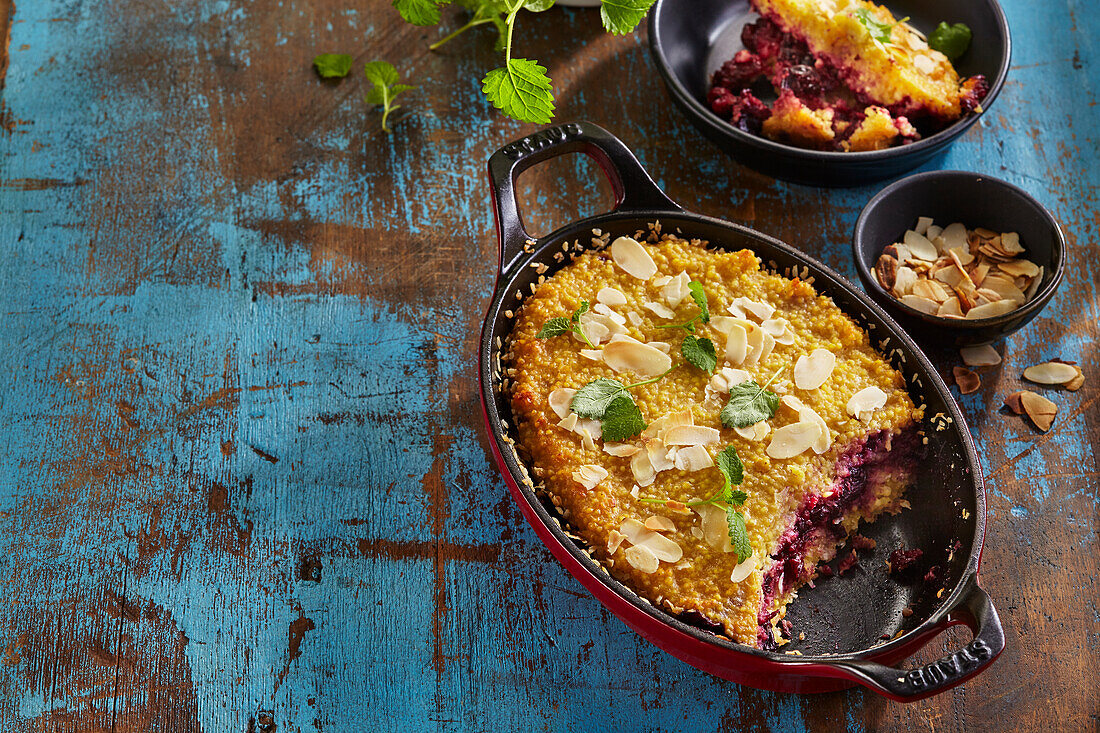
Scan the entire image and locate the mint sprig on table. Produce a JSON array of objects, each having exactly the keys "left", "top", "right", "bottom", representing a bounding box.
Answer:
[
  {"left": 365, "top": 61, "right": 417, "bottom": 133},
  {"left": 536, "top": 300, "right": 595, "bottom": 348},
  {"left": 641, "top": 445, "right": 753, "bottom": 563},
  {"left": 570, "top": 365, "right": 677, "bottom": 440},
  {"left": 392, "top": 0, "right": 657, "bottom": 123},
  {"left": 720, "top": 367, "right": 783, "bottom": 428}
]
